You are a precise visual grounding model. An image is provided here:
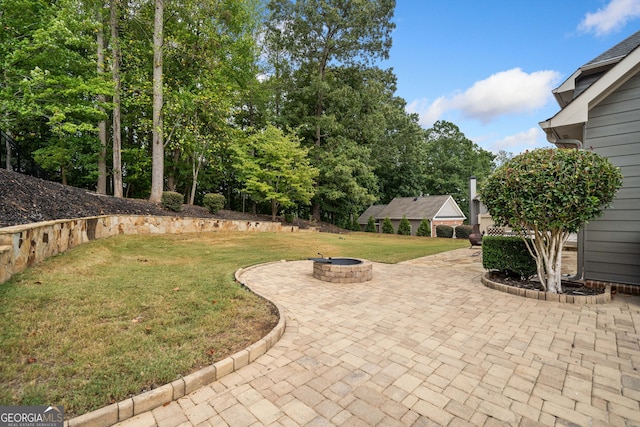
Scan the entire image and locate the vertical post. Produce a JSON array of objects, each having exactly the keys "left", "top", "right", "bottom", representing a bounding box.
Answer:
[{"left": 469, "top": 176, "right": 477, "bottom": 225}]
